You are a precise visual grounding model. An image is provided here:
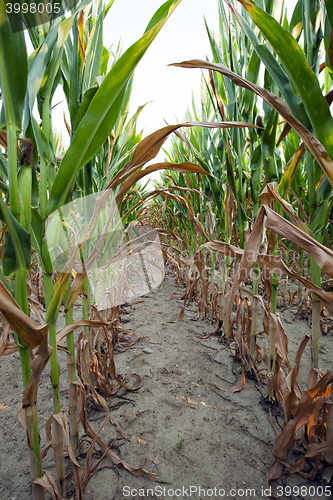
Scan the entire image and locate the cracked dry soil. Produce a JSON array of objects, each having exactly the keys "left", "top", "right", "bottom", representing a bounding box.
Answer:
[{"left": 1, "top": 274, "right": 333, "bottom": 500}]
